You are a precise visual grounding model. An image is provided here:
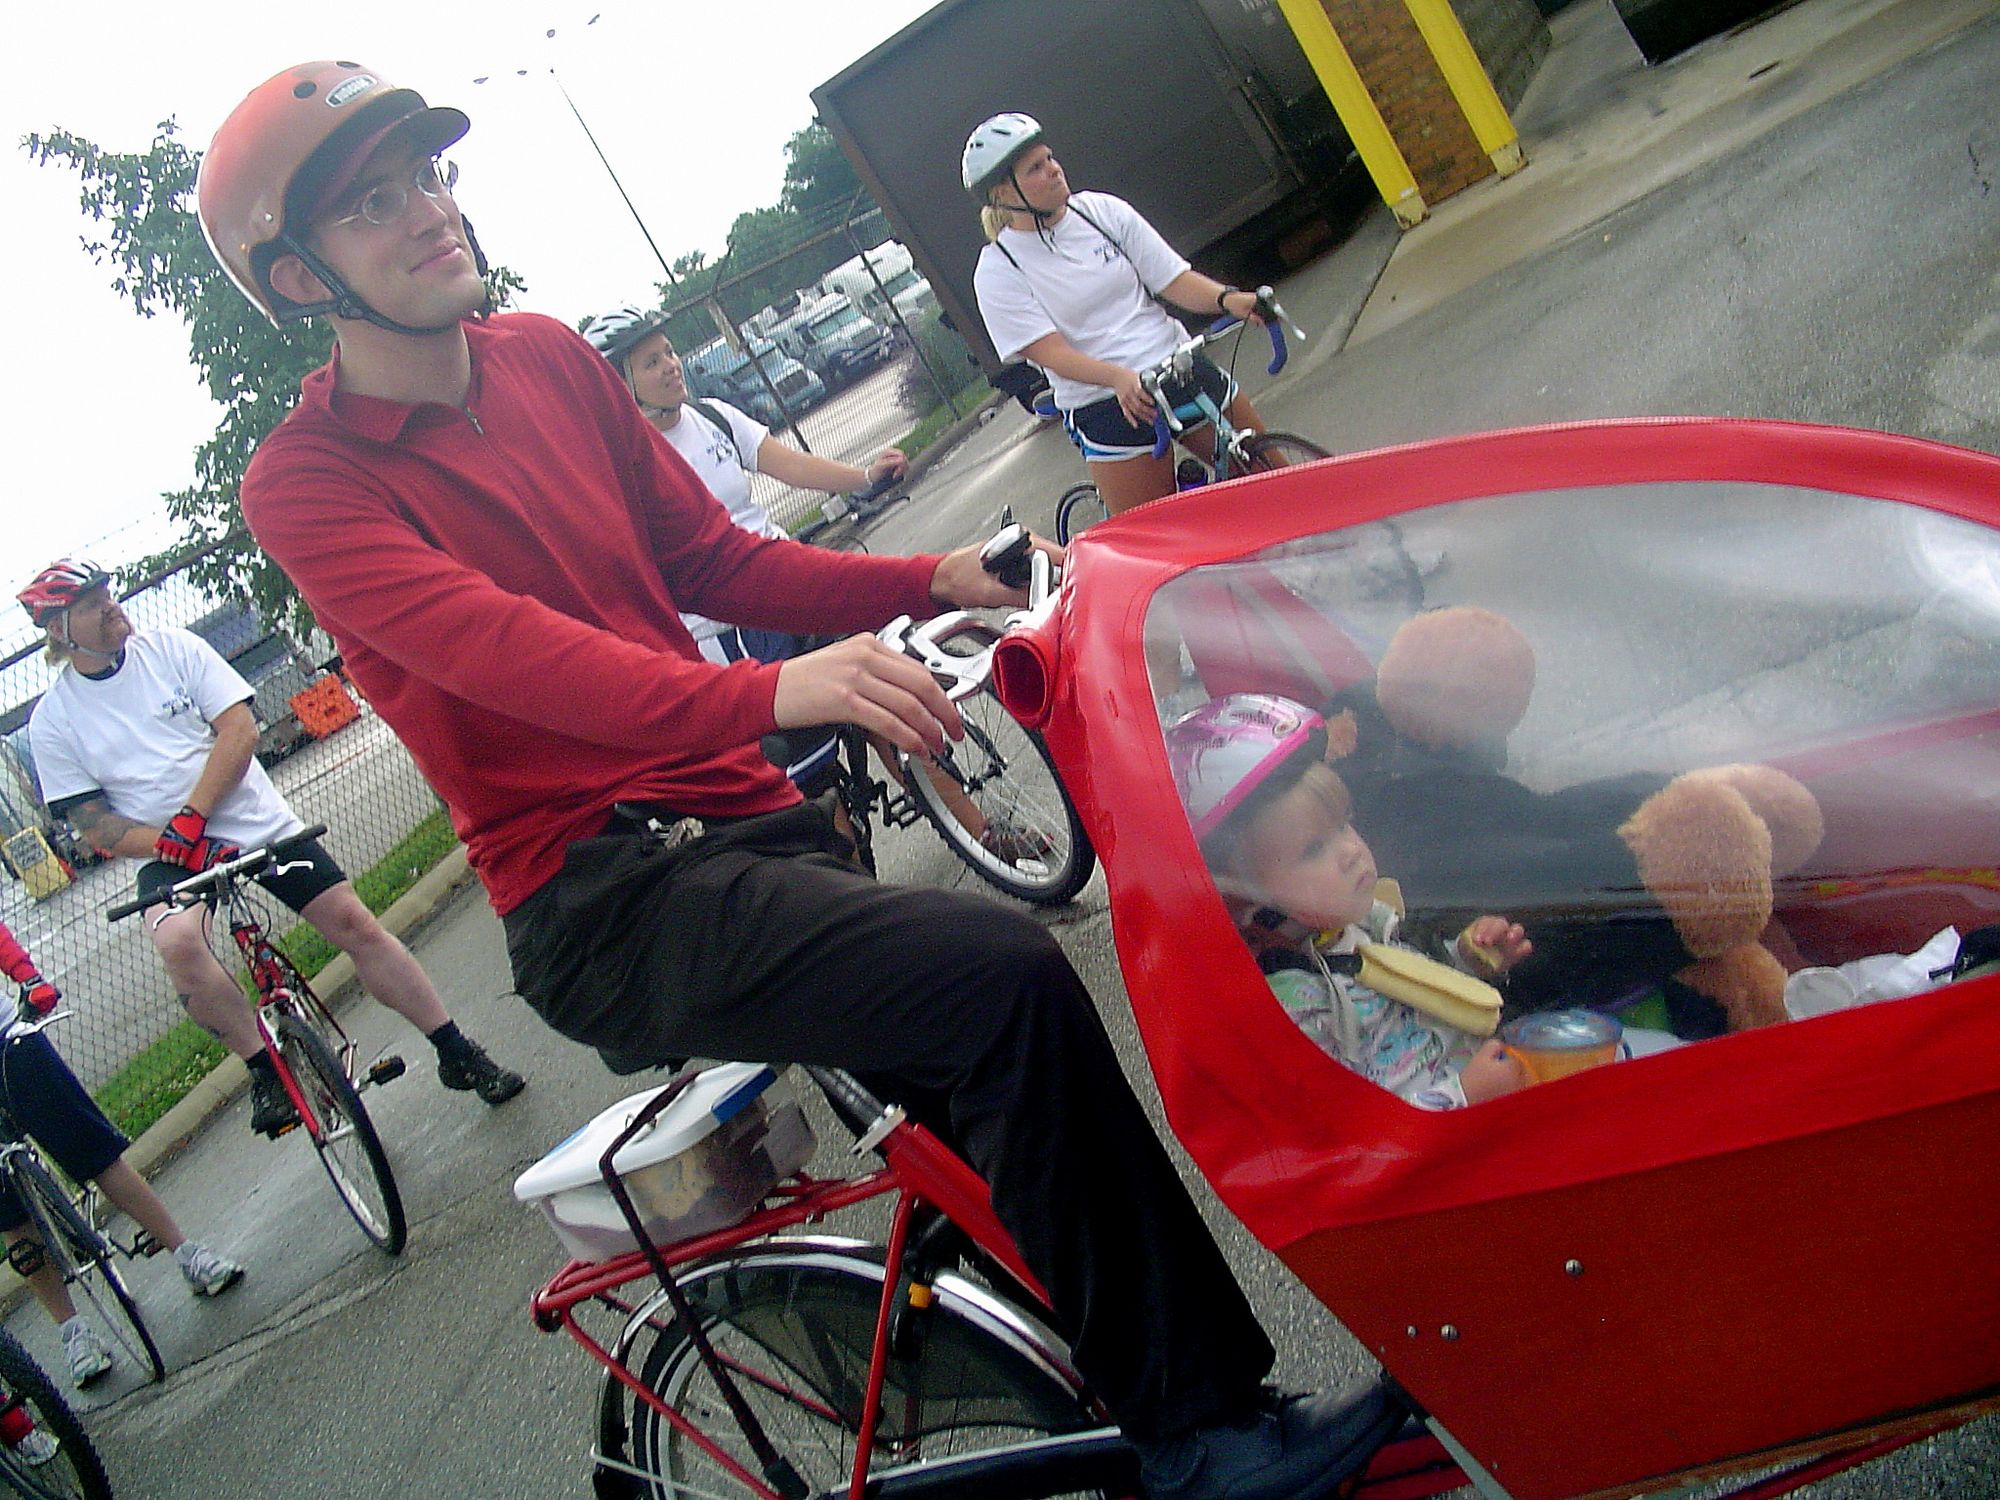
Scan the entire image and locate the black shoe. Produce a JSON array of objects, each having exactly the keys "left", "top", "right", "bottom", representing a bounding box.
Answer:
[
  {"left": 1136, "top": 1381, "right": 1405, "bottom": 1500},
  {"left": 249, "top": 1069, "right": 300, "bottom": 1137},
  {"left": 436, "top": 1043, "right": 526, "bottom": 1105}
]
